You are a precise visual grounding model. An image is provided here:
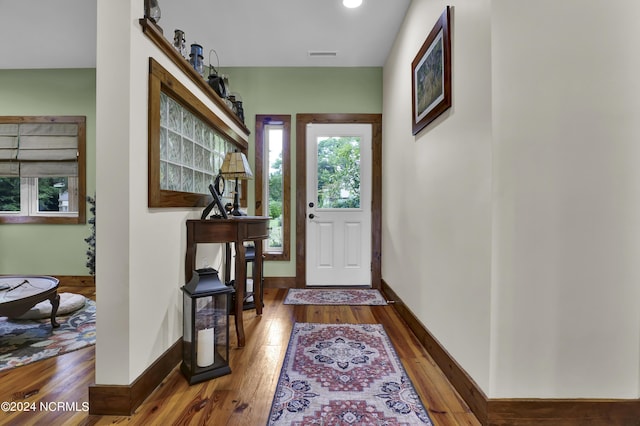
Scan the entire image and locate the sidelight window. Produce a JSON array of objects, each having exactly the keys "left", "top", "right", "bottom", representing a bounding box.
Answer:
[{"left": 255, "top": 115, "right": 291, "bottom": 260}]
